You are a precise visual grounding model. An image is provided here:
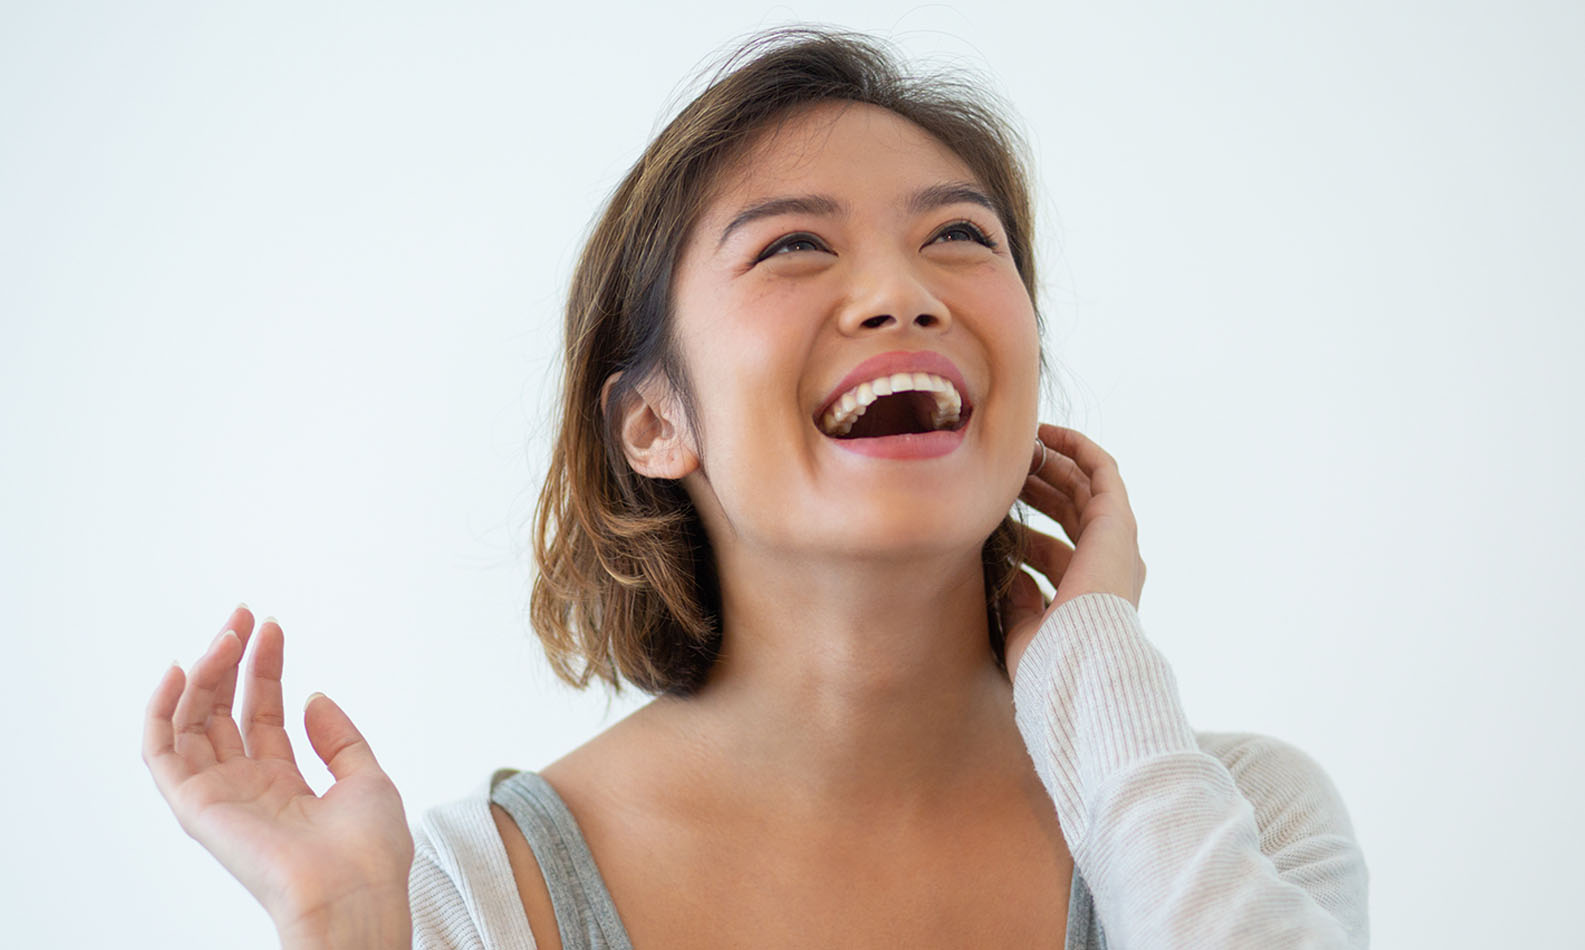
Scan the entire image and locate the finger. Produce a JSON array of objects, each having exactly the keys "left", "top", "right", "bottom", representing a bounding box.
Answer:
[
  {"left": 1020, "top": 474, "right": 1081, "bottom": 544},
  {"left": 1029, "top": 437, "right": 1093, "bottom": 512},
  {"left": 210, "top": 604, "right": 256, "bottom": 735},
  {"left": 304, "top": 692, "right": 385, "bottom": 783},
  {"left": 204, "top": 627, "right": 249, "bottom": 763},
  {"left": 1037, "top": 423, "right": 1130, "bottom": 504},
  {"left": 142, "top": 662, "right": 194, "bottom": 798},
  {"left": 203, "top": 628, "right": 252, "bottom": 764},
  {"left": 240, "top": 619, "right": 295, "bottom": 761},
  {"left": 1016, "top": 522, "right": 1076, "bottom": 591},
  {"left": 170, "top": 628, "right": 243, "bottom": 770}
]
